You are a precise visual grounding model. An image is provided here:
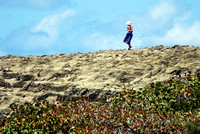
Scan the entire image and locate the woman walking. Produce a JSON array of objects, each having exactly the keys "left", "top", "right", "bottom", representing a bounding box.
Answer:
[{"left": 123, "top": 21, "right": 133, "bottom": 50}]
